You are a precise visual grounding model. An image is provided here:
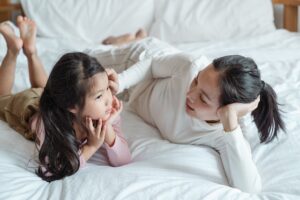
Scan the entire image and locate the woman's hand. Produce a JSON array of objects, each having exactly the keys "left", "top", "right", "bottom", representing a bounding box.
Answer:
[
  {"left": 85, "top": 117, "right": 107, "bottom": 149},
  {"left": 217, "top": 96, "right": 260, "bottom": 132},
  {"left": 105, "top": 68, "right": 119, "bottom": 95},
  {"left": 106, "top": 96, "right": 123, "bottom": 124}
]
